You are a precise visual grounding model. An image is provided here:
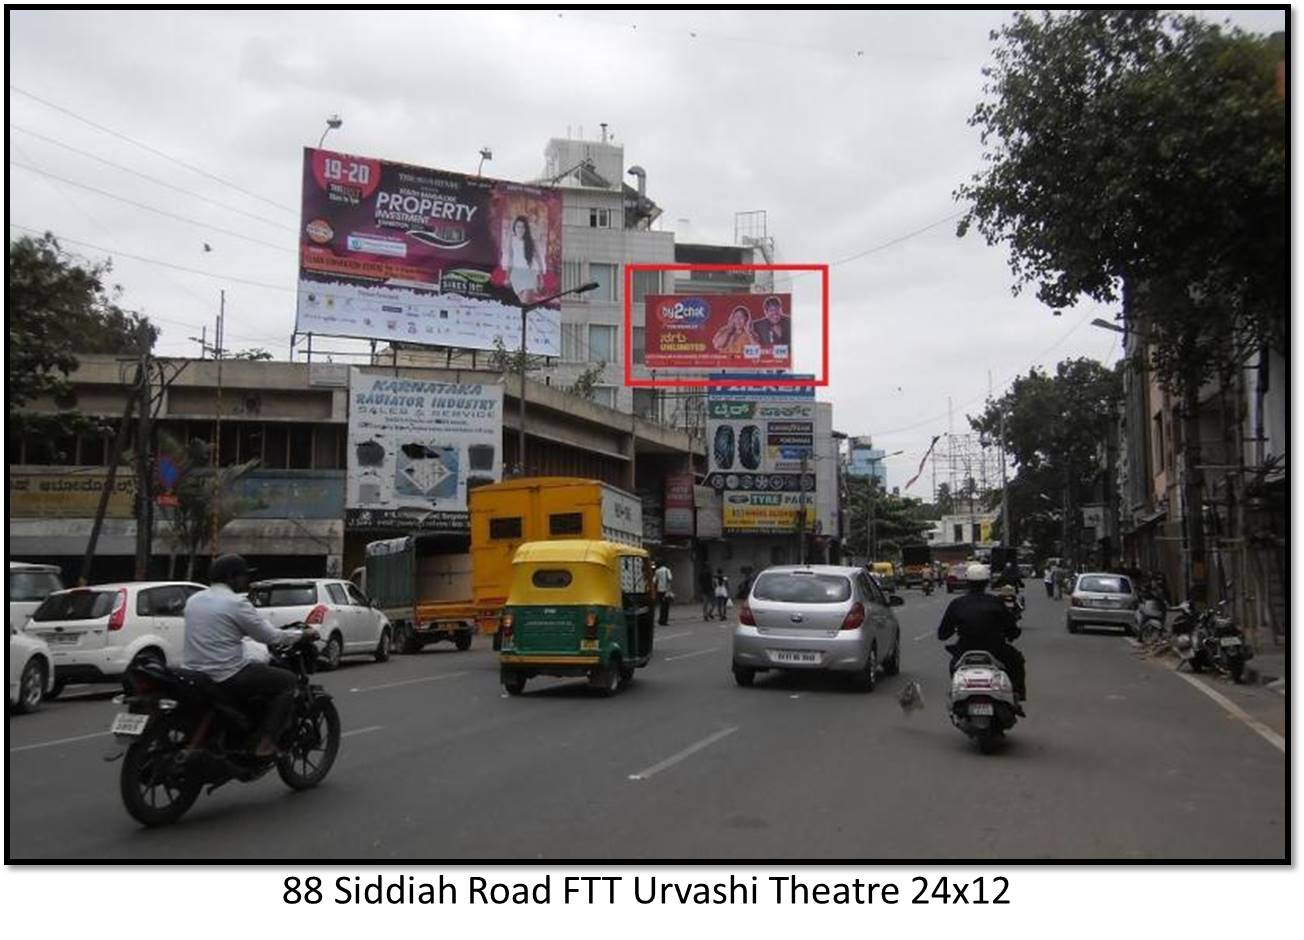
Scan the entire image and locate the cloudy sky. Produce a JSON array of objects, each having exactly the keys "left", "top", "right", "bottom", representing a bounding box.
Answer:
[{"left": 7, "top": 7, "right": 1285, "bottom": 490}]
